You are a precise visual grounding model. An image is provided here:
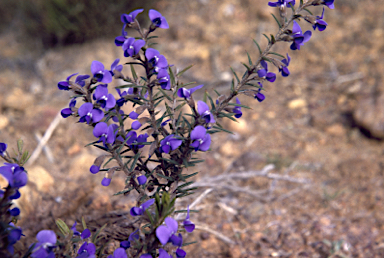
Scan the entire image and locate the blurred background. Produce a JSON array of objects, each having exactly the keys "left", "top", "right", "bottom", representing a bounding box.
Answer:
[{"left": 1, "top": 0, "right": 384, "bottom": 257}]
